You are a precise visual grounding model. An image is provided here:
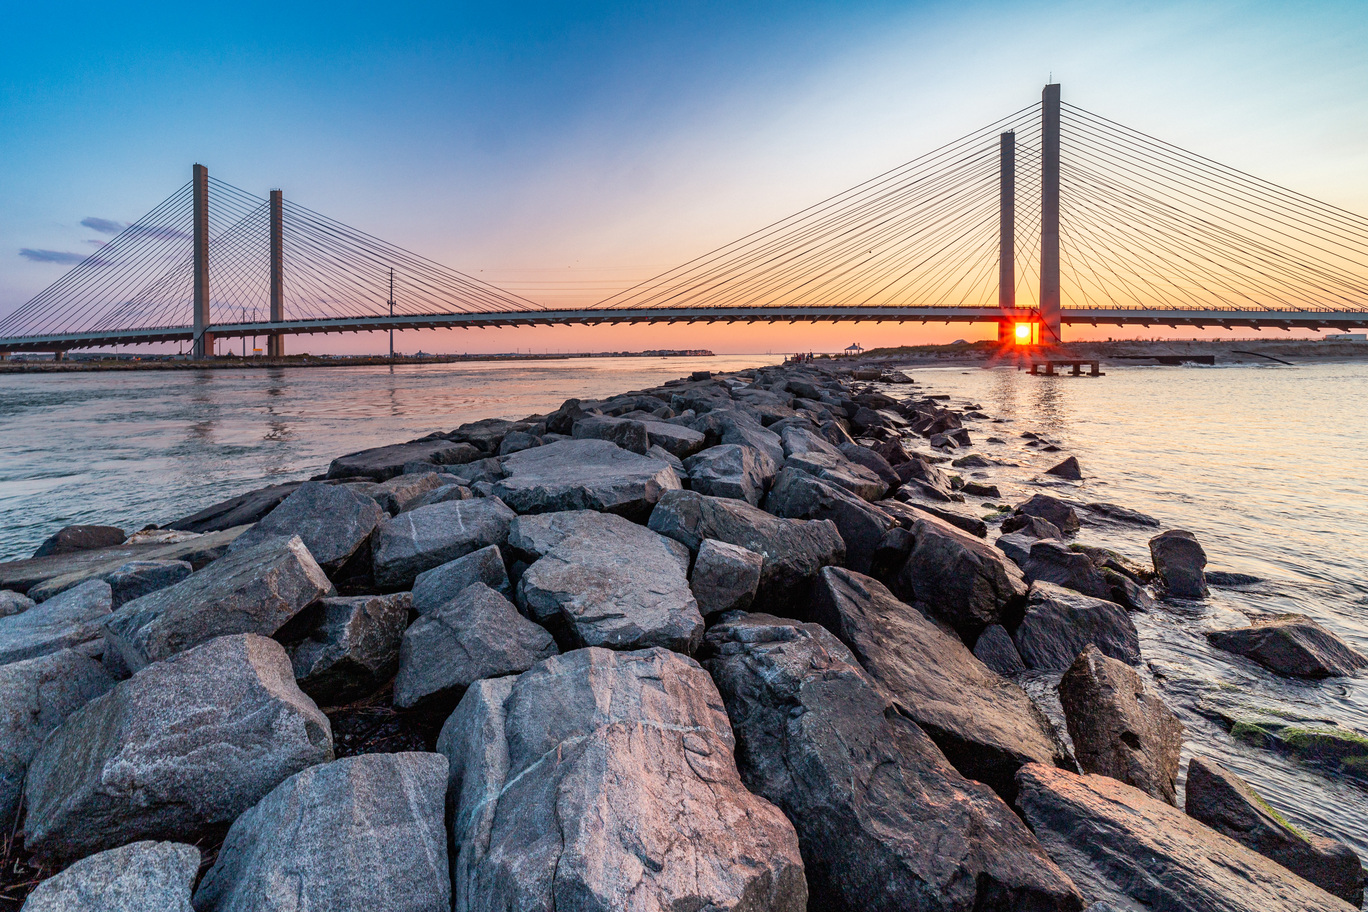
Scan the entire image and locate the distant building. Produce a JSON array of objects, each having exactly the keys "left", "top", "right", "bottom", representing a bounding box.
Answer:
[
  {"left": 1325, "top": 333, "right": 1367, "bottom": 342},
  {"left": 845, "top": 343, "right": 863, "bottom": 354}
]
